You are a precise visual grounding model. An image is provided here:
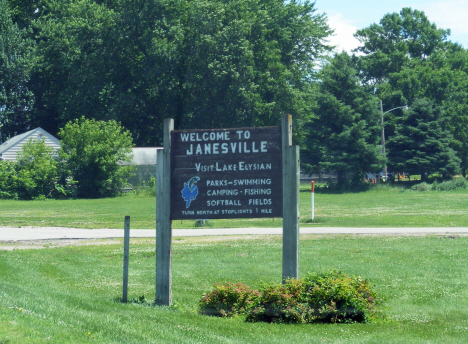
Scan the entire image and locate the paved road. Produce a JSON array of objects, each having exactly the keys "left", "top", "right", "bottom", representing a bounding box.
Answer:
[{"left": 1, "top": 226, "right": 468, "bottom": 241}]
